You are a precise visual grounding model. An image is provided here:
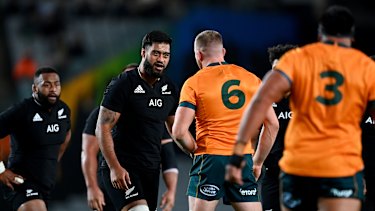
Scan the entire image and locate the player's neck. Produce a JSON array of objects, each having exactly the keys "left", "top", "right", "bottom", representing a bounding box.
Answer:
[
  {"left": 32, "top": 95, "right": 55, "bottom": 111},
  {"left": 202, "top": 58, "right": 226, "bottom": 68},
  {"left": 138, "top": 67, "right": 159, "bottom": 87}
]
